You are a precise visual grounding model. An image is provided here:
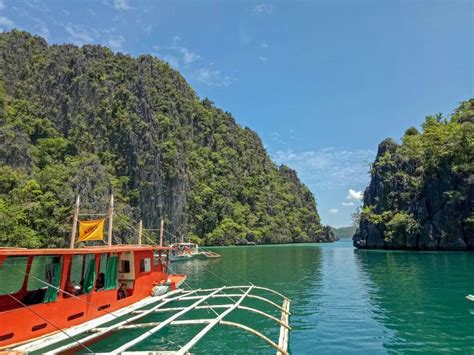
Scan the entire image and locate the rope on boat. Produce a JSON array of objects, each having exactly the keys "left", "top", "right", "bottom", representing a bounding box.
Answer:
[
  {"left": 141, "top": 225, "right": 279, "bottom": 311},
  {"left": 156, "top": 226, "right": 253, "bottom": 288},
  {"left": 2, "top": 216, "right": 290, "bottom": 353},
  {"left": 137, "top": 230, "right": 223, "bottom": 319},
  {"left": 0, "top": 287, "right": 94, "bottom": 353},
  {"left": 2, "top": 262, "right": 185, "bottom": 352}
]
